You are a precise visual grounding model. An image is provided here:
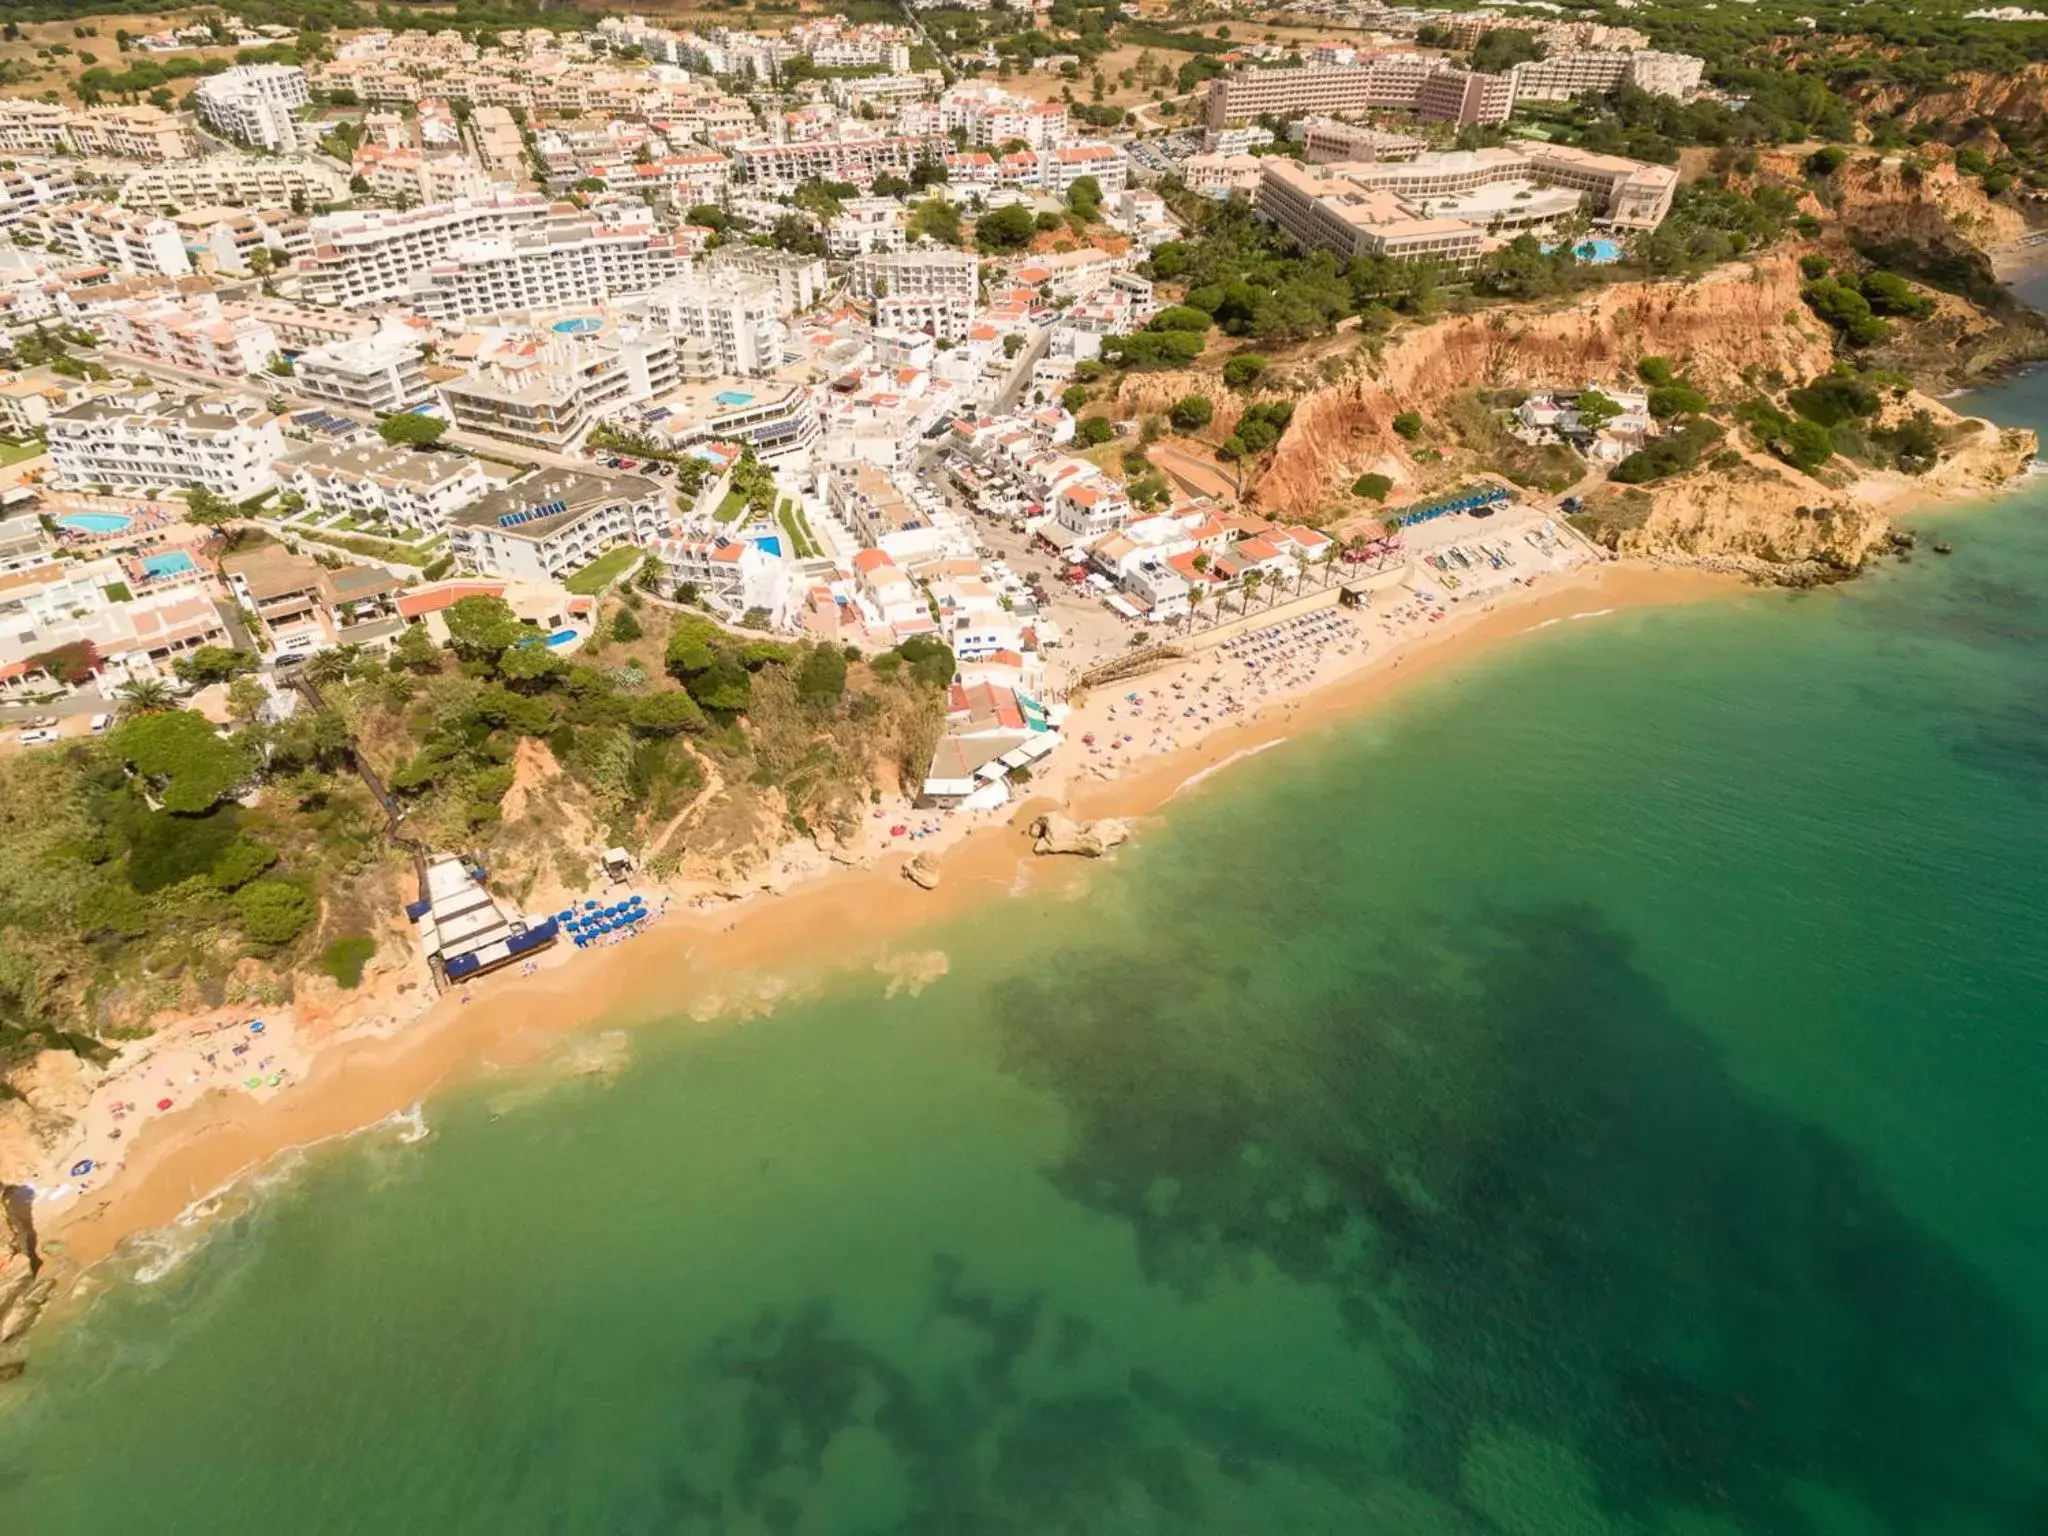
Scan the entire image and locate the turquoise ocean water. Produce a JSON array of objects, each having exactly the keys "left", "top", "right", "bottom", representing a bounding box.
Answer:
[{"left": 4, "top": 384, "right": 2048, "bottom": 1534}]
